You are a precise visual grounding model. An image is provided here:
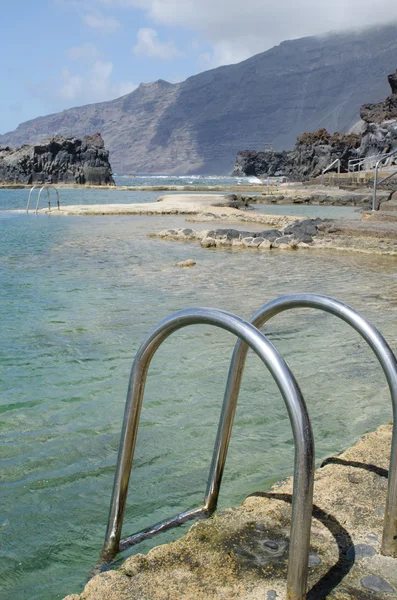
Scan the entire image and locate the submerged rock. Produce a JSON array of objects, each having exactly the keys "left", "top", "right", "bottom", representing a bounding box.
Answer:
[{"left": 175, "top": 259, "right": 196, "bottom": 267}]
